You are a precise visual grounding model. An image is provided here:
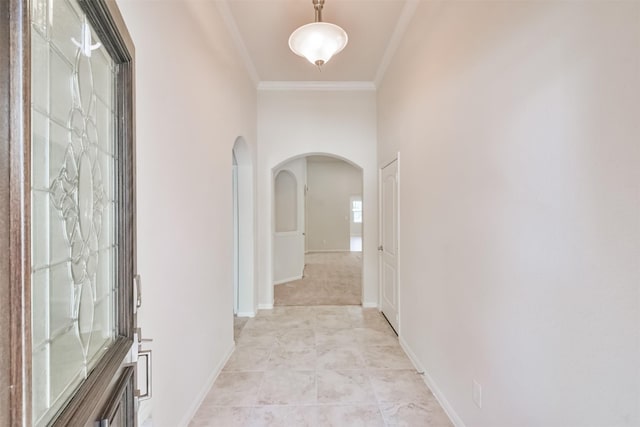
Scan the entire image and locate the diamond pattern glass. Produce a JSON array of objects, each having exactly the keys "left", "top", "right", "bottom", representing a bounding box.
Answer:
[{"left": 30, "top": 0, "right": 118, "bottom": 424}]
